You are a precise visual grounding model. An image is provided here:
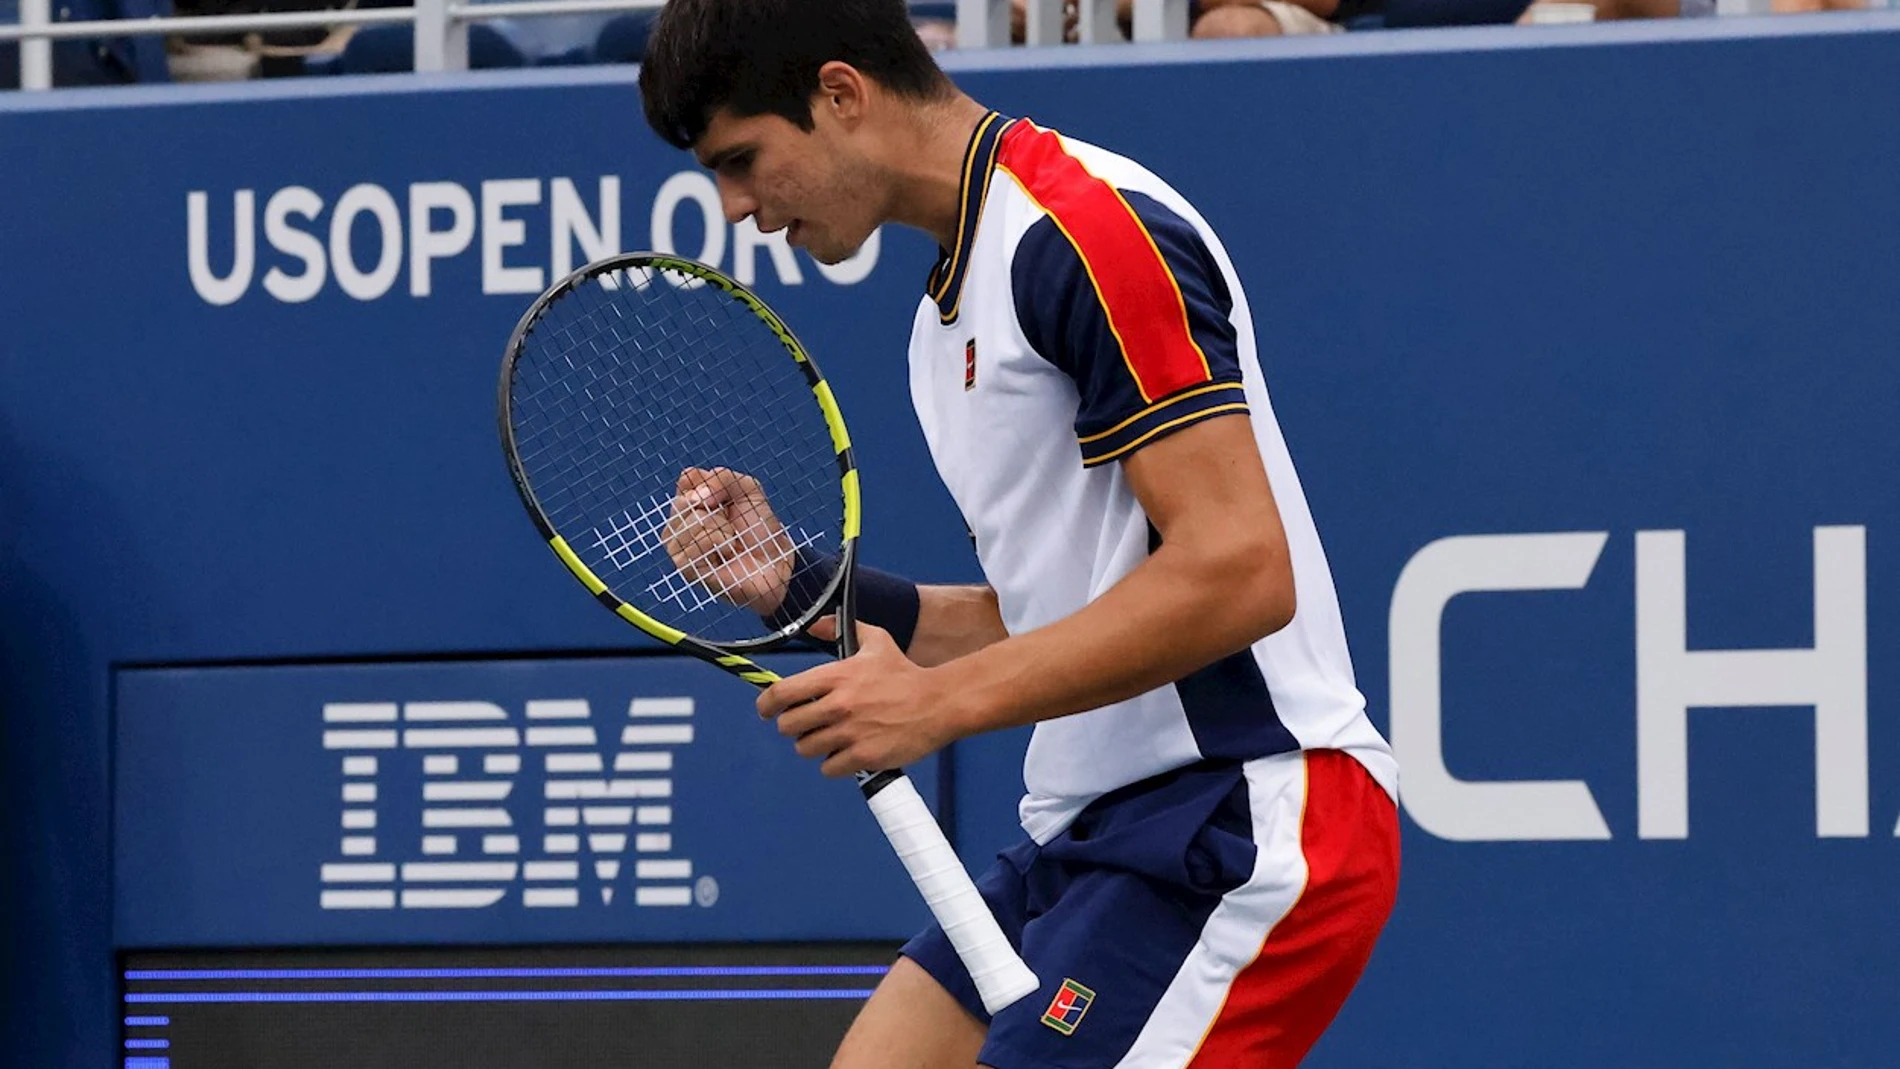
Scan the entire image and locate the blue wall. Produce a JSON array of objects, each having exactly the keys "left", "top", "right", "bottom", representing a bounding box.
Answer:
[{"left": 3, "top": 14, "right": 1899, "bottom": 1066}]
